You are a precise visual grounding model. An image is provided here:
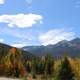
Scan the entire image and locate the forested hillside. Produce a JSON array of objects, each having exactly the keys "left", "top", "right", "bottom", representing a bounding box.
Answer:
[
  {"left": 0, "top": 47, "right": 80, "bottom": 80},
  {"left": 0, "top": 43, "right": 36, "bottom": 63},
  {"left": 0, "top": 43, "right": 80, "bottom": 80}
]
